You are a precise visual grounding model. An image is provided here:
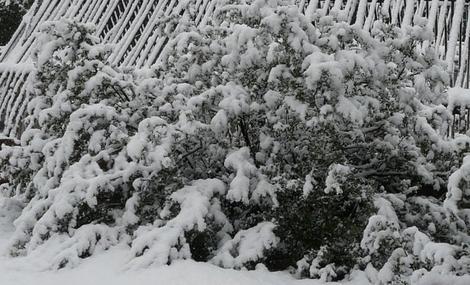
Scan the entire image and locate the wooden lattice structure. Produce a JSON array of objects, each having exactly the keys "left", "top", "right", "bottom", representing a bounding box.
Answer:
[{"left": 1, "top": 0, "right": 470, "bottom": 137}]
